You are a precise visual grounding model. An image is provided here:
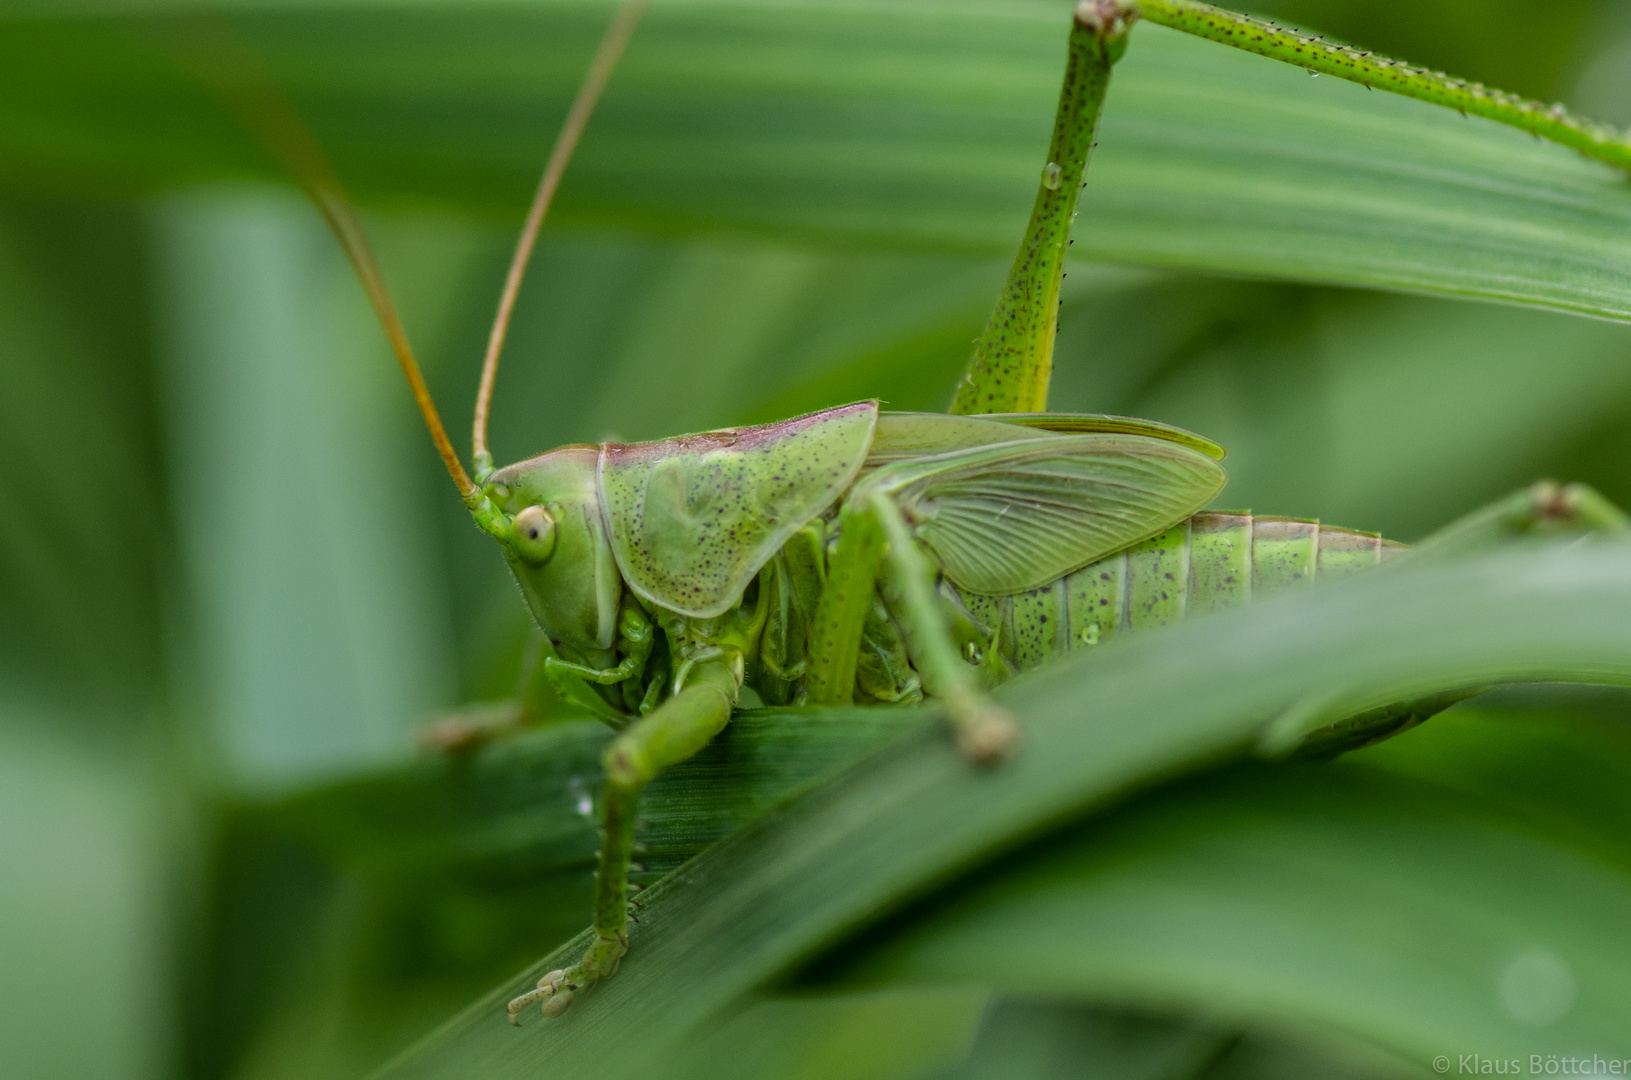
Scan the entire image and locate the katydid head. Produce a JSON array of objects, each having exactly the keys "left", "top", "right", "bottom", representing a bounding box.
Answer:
[{"left": 487, "top": 447, "right": 622, "bottom": 653}]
